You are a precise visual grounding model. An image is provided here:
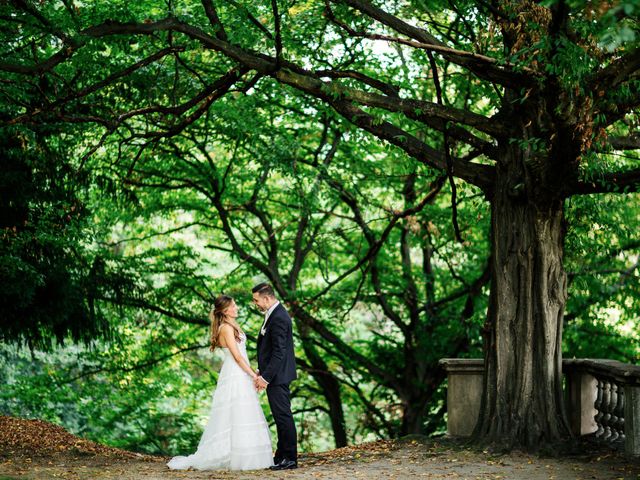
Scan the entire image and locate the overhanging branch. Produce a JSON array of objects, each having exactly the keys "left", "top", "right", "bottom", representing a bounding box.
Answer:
[
  {"left": 201, "top": 0, "right": 227, "bottom": 40},
  {"left": 607, "top": 135, "right": 640, "bottom": 151},
  {"left": 4, "top": 16, "right": 499, "bottom": 189},
  {"left": 571, "top": 168, "right": 640, "bottom": 195},
  {"left": 316, "top": 93, "right": 495, "bottom": 189},
  {"left": 328, "top": 0, "right": 538, "bottom": 89},
  {"left": 591, "top": 48, "right": 640, "bottom": 93}
]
